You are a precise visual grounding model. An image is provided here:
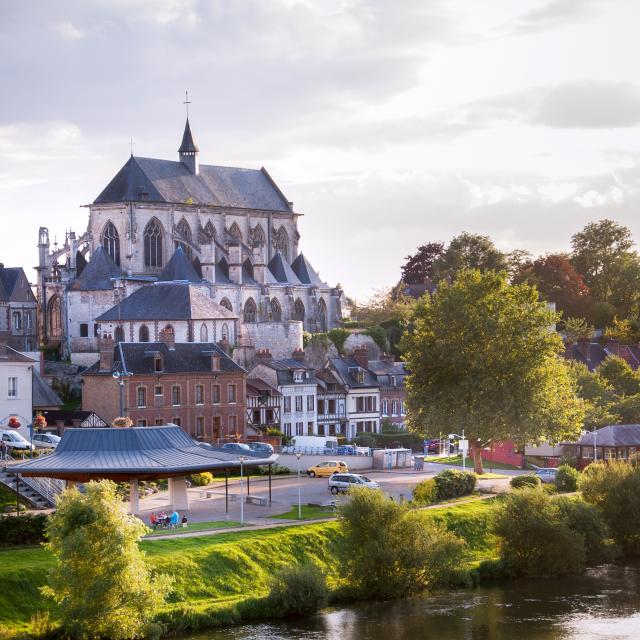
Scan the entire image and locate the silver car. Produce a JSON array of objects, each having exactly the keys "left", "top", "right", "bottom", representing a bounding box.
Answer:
[
  {"left": 32, "top": 433, "right": 61, "bottom": 449},
  {"left": 328, "top": 473, "right": 380, "bottom": 494},
  {"left": 535, "top": 468, "right": 558, "bottom": 484}
]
